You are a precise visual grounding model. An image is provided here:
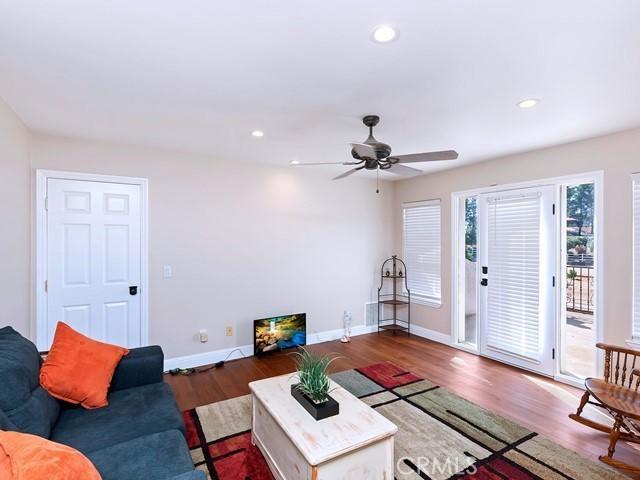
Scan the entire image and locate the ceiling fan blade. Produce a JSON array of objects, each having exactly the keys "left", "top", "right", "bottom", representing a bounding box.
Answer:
[
  {"left": 386, "top": 164, "right": 423, "bottom": 176},
  {"left": 391, "top": 150, "right": 459, "bottom": 163},
  {"left": 291, "top": 161, "right": 359, "bottom": 166},
  {"left": 350, "top": 143, "right": 377, "bottom": 159},
  {"left": 332, "top": 168, "right": 361, "bottom": 180}
]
